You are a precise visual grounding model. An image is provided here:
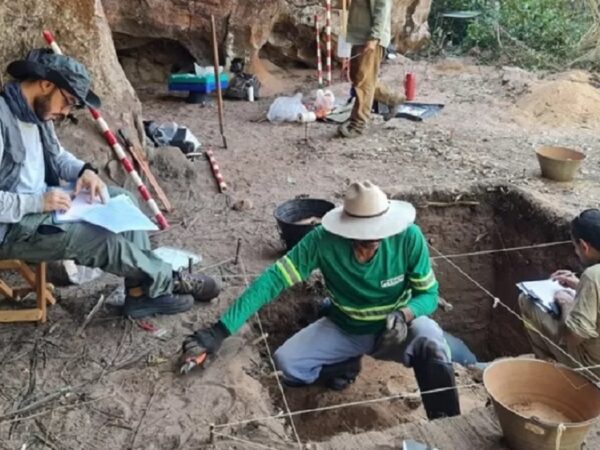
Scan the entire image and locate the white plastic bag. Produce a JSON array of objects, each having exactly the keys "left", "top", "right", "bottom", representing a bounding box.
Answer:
[
  {"left": 63, "top": 260, "right": 104, "bottom": 285},
  {"left": 315, "top": 89, "right": 335, "bottom": 112},
  {"left": 337, "top": 36, "right": 352, "bottom": 58},
  {"left": 267, "top": 93, "right": 308, "bottom": 123}
]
